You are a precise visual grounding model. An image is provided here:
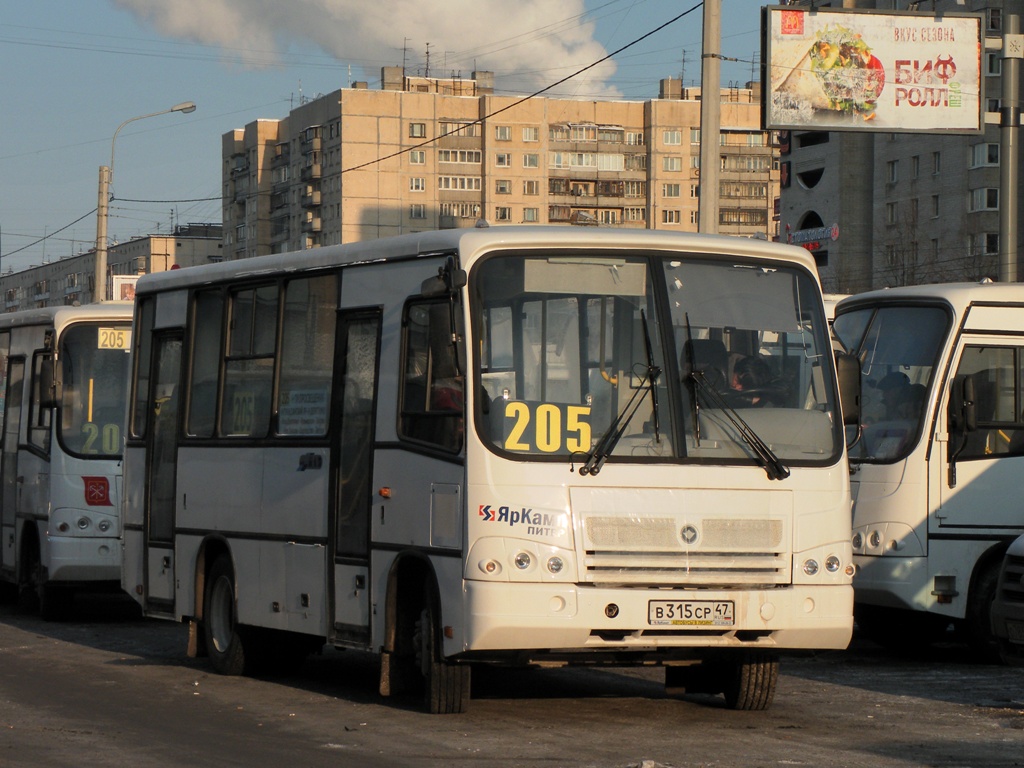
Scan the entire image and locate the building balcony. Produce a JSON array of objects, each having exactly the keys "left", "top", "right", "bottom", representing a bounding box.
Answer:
[
  {"left": 301, "top": 190, "right": 322, "bottom": 208},
  {"left": 301, "top": 164, "right": 322, "bottom": 180},
  {"left": 302, "top": 216, "right": 322, "bottom": 233}
]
